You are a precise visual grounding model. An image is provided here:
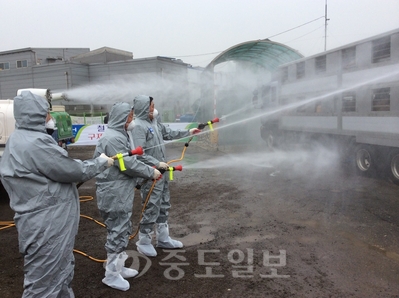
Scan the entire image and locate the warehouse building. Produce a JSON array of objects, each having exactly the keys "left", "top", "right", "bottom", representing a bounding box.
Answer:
[{"left": 0, "top": 47, "right": 203, "bottom": 120}]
